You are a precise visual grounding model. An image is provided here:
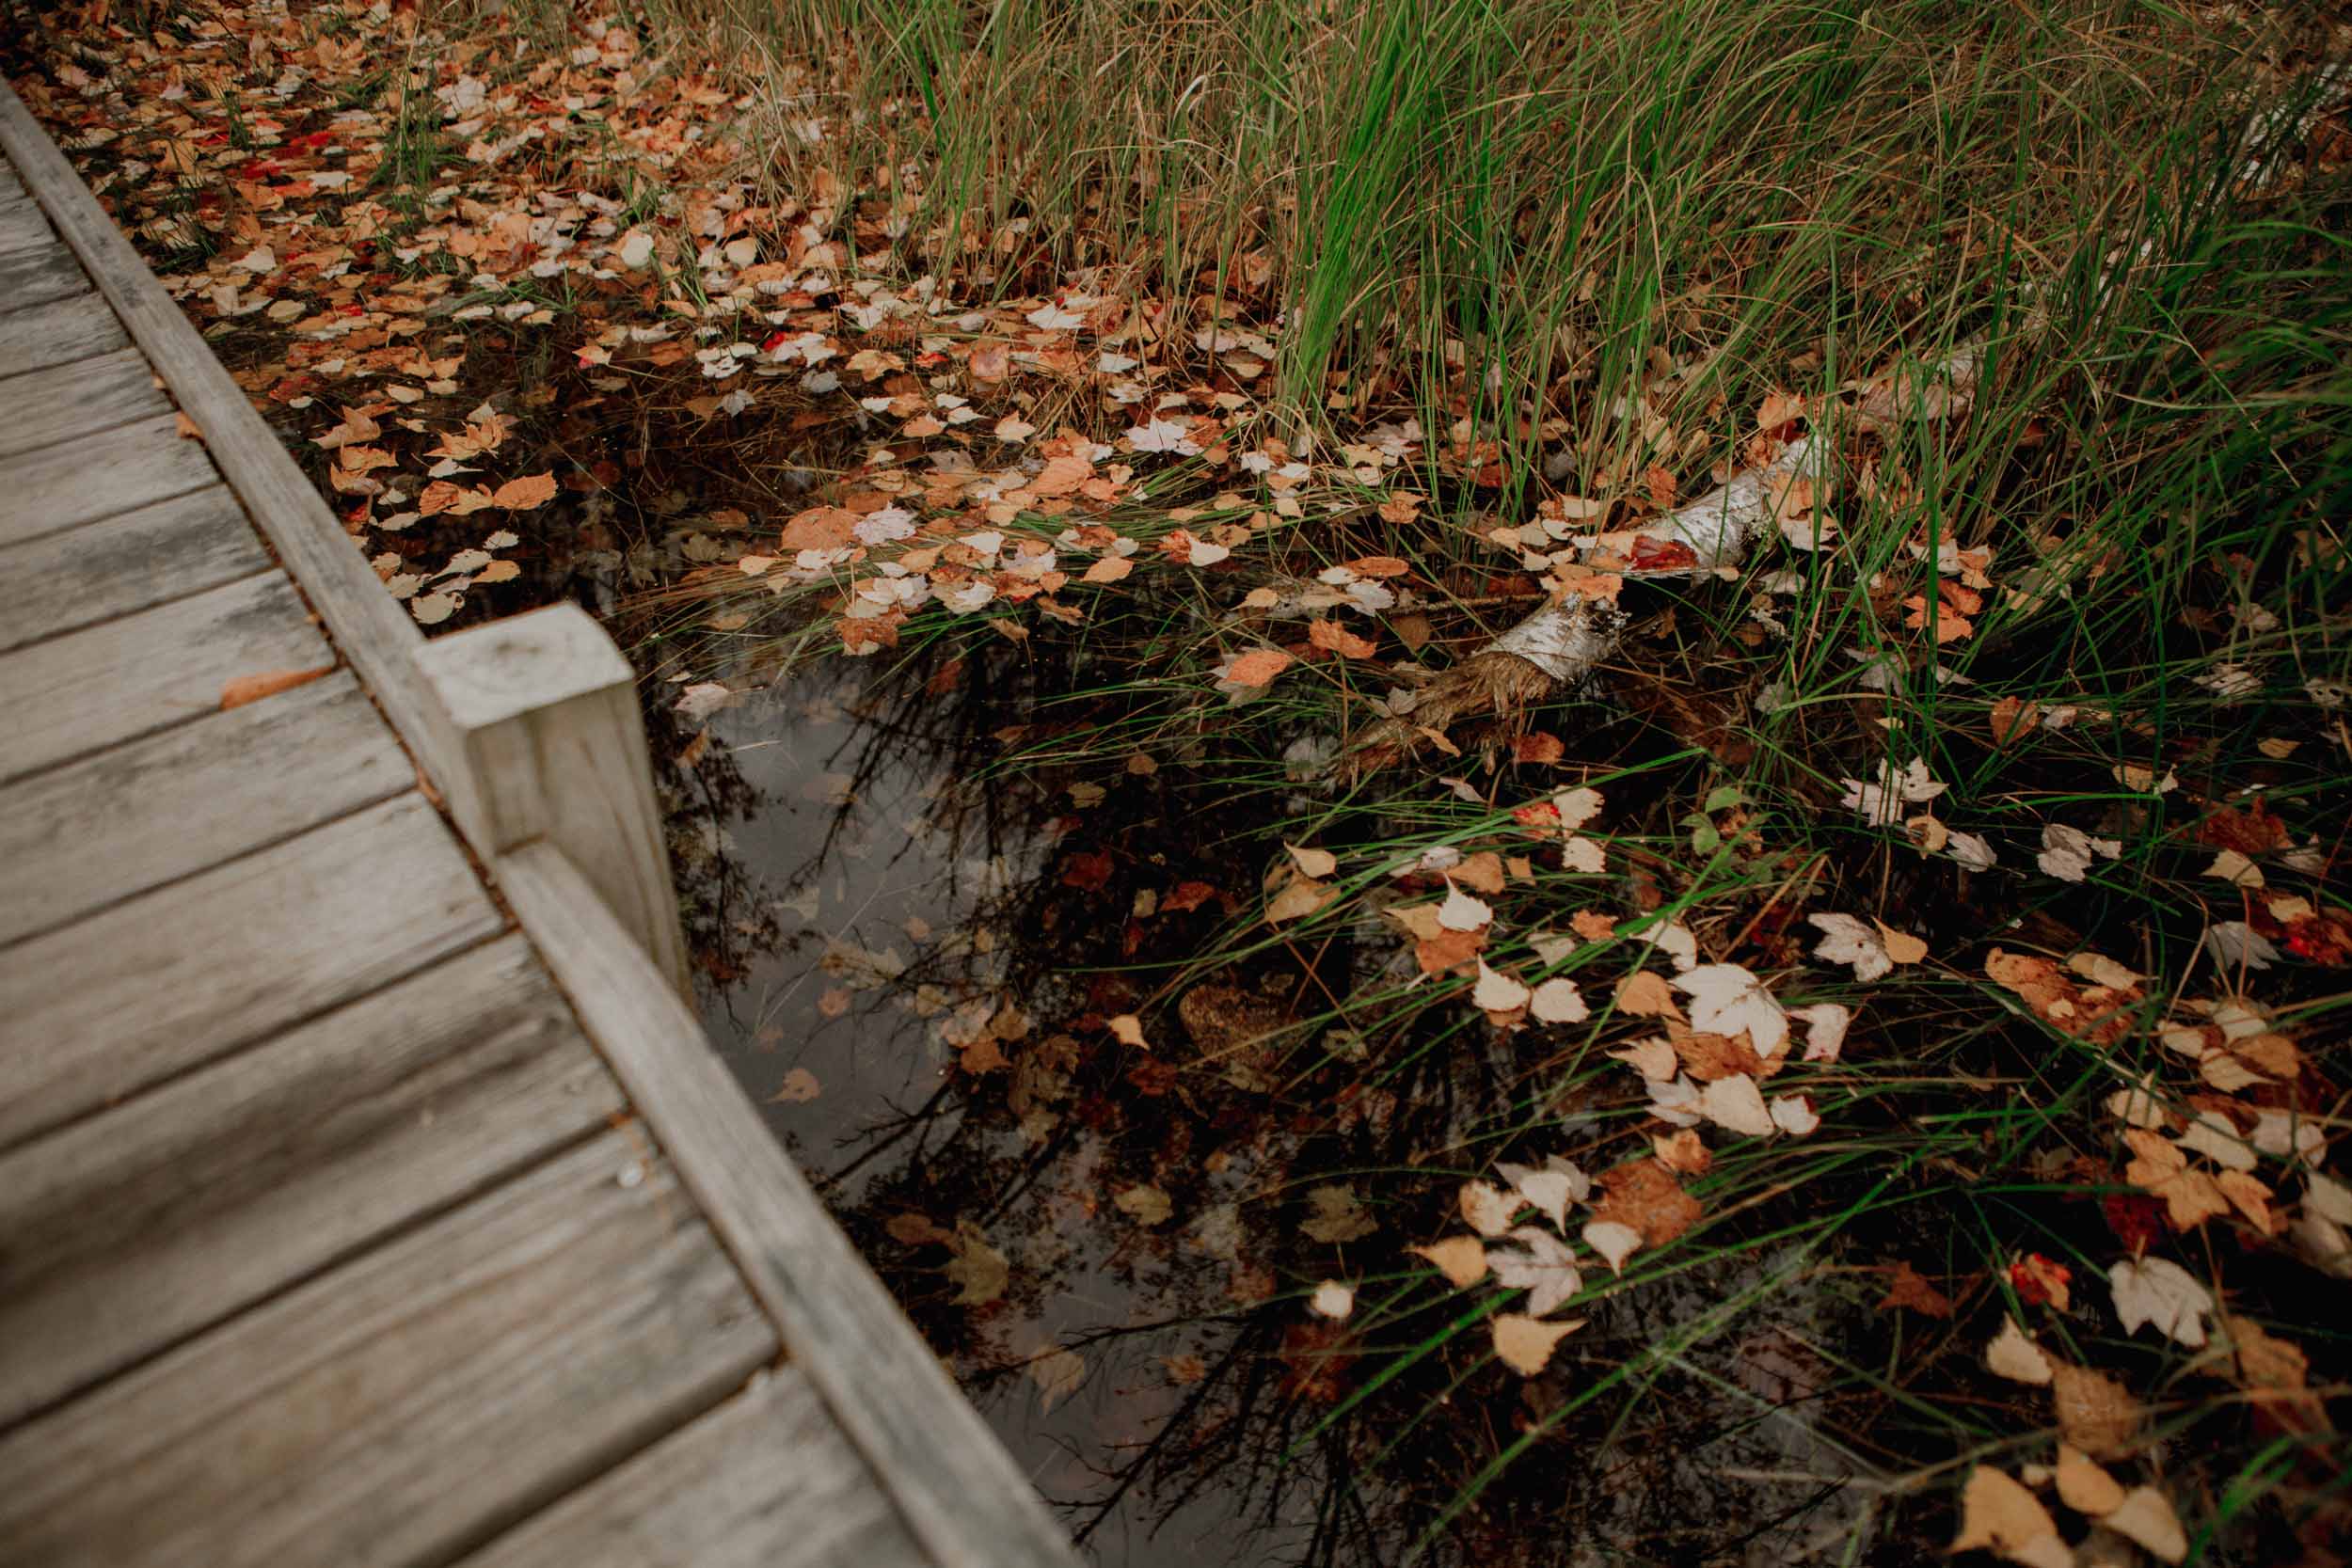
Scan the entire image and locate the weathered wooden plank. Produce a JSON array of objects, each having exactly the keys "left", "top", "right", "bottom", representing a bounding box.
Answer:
[
  {"left": 461, "top": 1372, "right": 930, "bottom": 1568},
  {"left": 0, "top": 188, "right": 55, "bottom": 256},
  {"left": 0, "top": 230, "right": 86, "bottom": 316},
  {"left": 416, "top": 606, "right": 691, "bottom": 992},
  {"left": 0, "top": 411, "right": 218, "bottom": 548},
  {"left": 0, "top": 289, "right": 128, "bottom": 377},
  {"left": 0, "top": 484, "right": 263, "bottom": 652},
  {"left": 0, "top": 344, "right": 170, "bottom": 459},
  {"left": 0, "top": 86, "right": 459, "bottom": 793},
  {"left": 0, "top": 670, "right": 407, "bottom": 946},
  {"left": 0, "top": 572, "right": 326, "bottom": 782},
  {"left": 497, "top": 843, "right": 1085, "bottom": 1568},
  {"left": 0, "top": 792, "right": 503, "bottom": 1150},
  {"left": 0, "top": 934, "right": 627, "bottom": 1427},
  {"left": 0, "top": 1131, "right": 777, "bottom": 1568}
]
